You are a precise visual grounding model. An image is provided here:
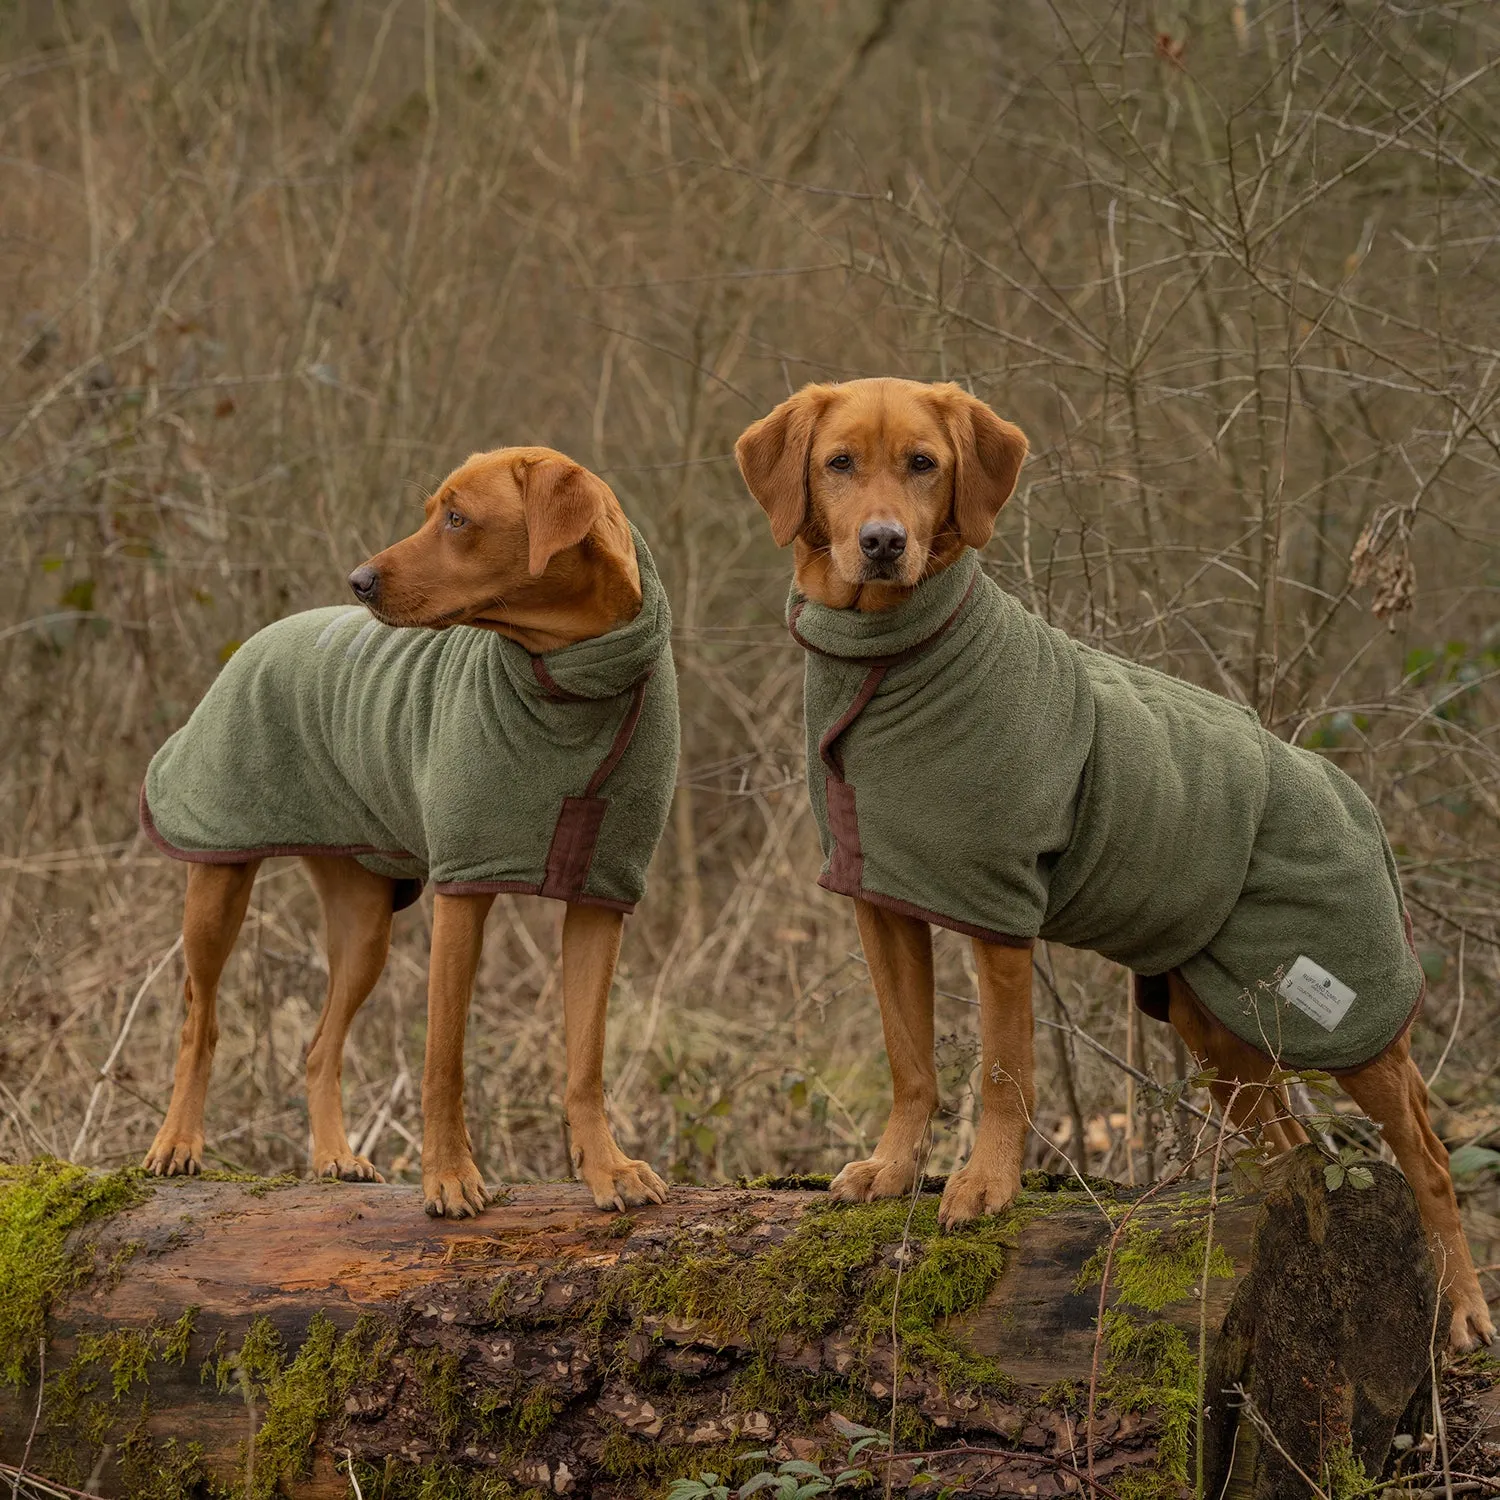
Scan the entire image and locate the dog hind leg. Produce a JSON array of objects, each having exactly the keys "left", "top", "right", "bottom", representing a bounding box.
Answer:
[
  {"left": 301, "top": 855, "right": 395, "bottom": 1182},
  {"left": 1340, "top": 1042, "right": 1495, "bottom": 1352},
  {"left": 142, "top": 860, "right": 260, "bottom": 1176},
  {"left": 1167, "top": 973, "right": 1308, "bottom": 1152}
]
